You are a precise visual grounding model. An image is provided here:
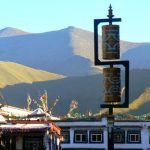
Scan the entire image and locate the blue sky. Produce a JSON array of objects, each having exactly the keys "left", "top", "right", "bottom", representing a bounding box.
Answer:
[{"left": 0, "top": 0, "right": 149, "bottom": 42}]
